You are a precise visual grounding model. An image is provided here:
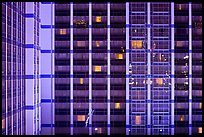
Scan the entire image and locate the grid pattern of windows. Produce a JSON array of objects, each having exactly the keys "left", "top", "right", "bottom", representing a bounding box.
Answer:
[
  {"left": 191, "top": 3, "right": 202, "bottom": 135},
  {"left": 129, "top": 2, "right": 147, "bottom": 135},
  {"left": 2, "top": 2, "right": 26, "bottom": 135},
  {"left": 174, "top": 3, "right": 190, "bottom": 135}
]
